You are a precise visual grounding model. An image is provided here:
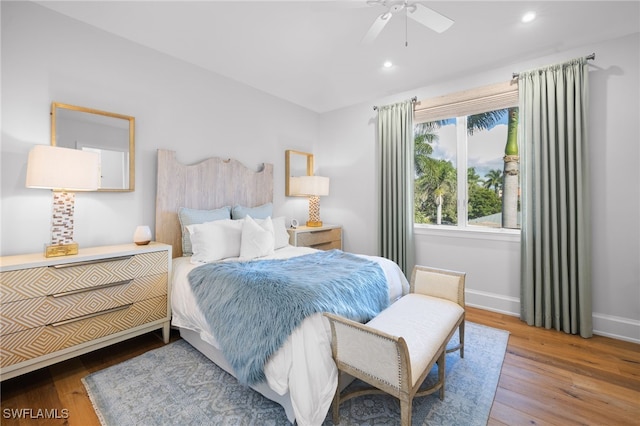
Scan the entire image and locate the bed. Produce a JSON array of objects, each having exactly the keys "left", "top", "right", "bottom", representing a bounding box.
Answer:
[{"left": 155, "top": 150, "right": 409, "bottom": 426}]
